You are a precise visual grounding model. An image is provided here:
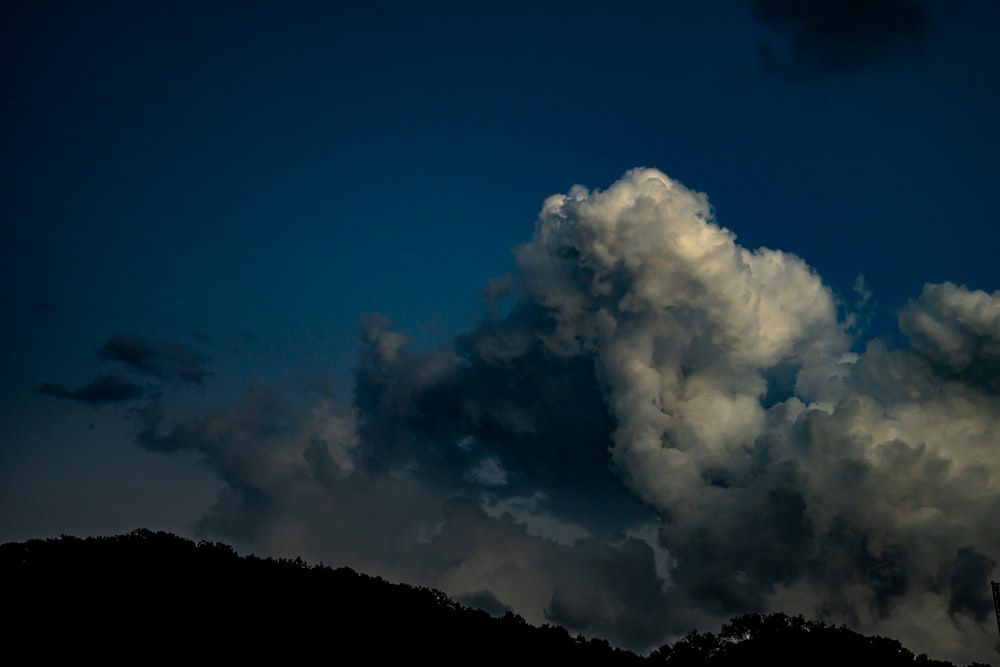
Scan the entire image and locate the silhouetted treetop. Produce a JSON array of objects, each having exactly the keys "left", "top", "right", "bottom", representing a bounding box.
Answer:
[{"left": 2, "top": 531, "right": 985, "bottom": 666}]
